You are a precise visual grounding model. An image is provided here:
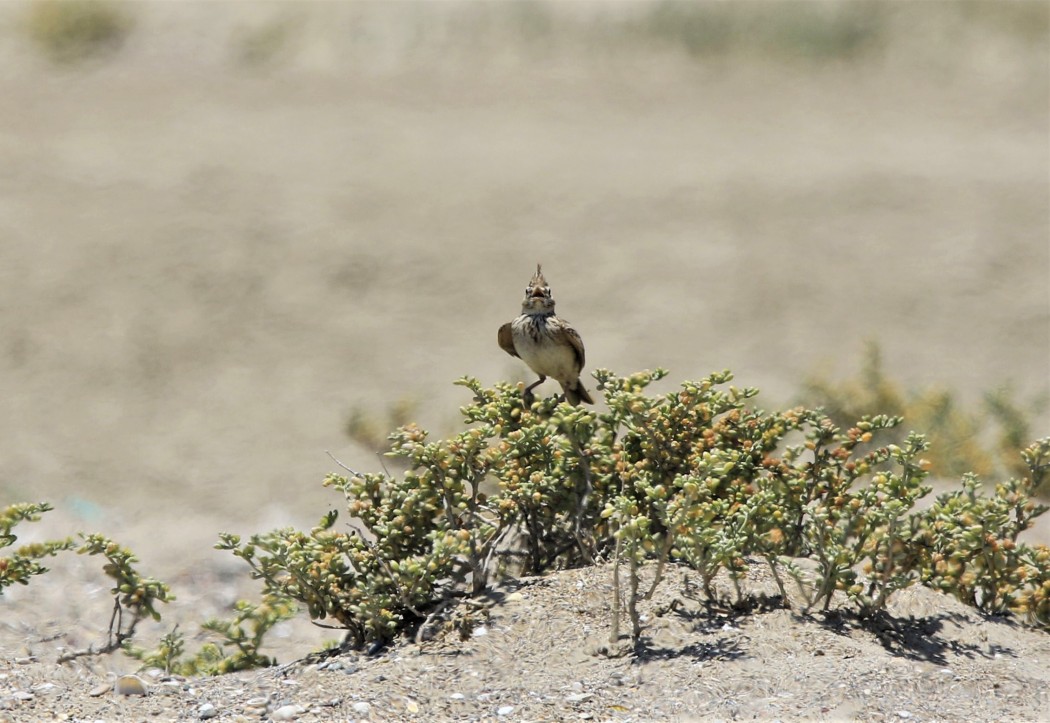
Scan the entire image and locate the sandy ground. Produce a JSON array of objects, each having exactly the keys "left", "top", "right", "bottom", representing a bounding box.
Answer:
[
  {"left": 4, "top": 563, "right": 1050, "bottom": 722},
  {"left": 0, "top": 2, "right": 1048, "bottom": 721}
]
